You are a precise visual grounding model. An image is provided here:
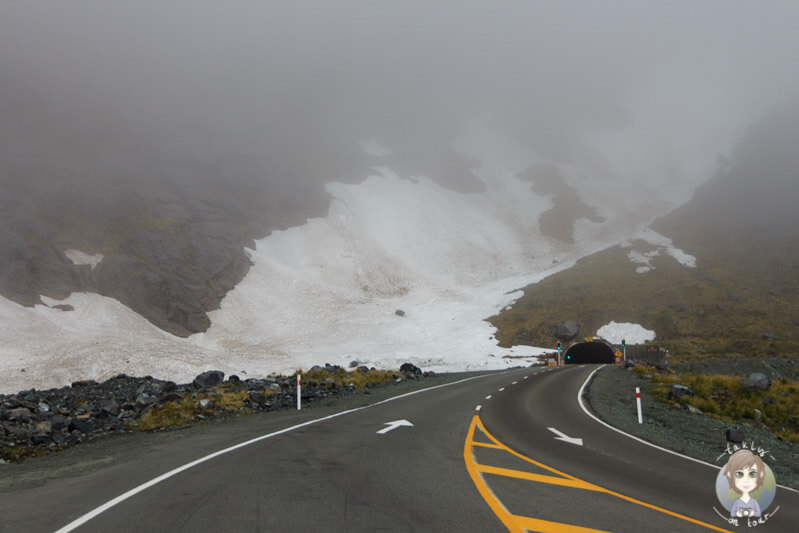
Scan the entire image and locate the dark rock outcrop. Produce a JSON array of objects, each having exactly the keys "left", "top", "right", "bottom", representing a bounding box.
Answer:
[
  {"left": 192, "top": 371, "right": 225, "bottom": 389},
  {"left": 555, "top": 320, "right": 579, "bottom": 340},
  {"left": 668, "top": 384, "right": 695, "bottom": 401},
  {"left": 739, "top": 373, "right": 772, "bottom": 393}
]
